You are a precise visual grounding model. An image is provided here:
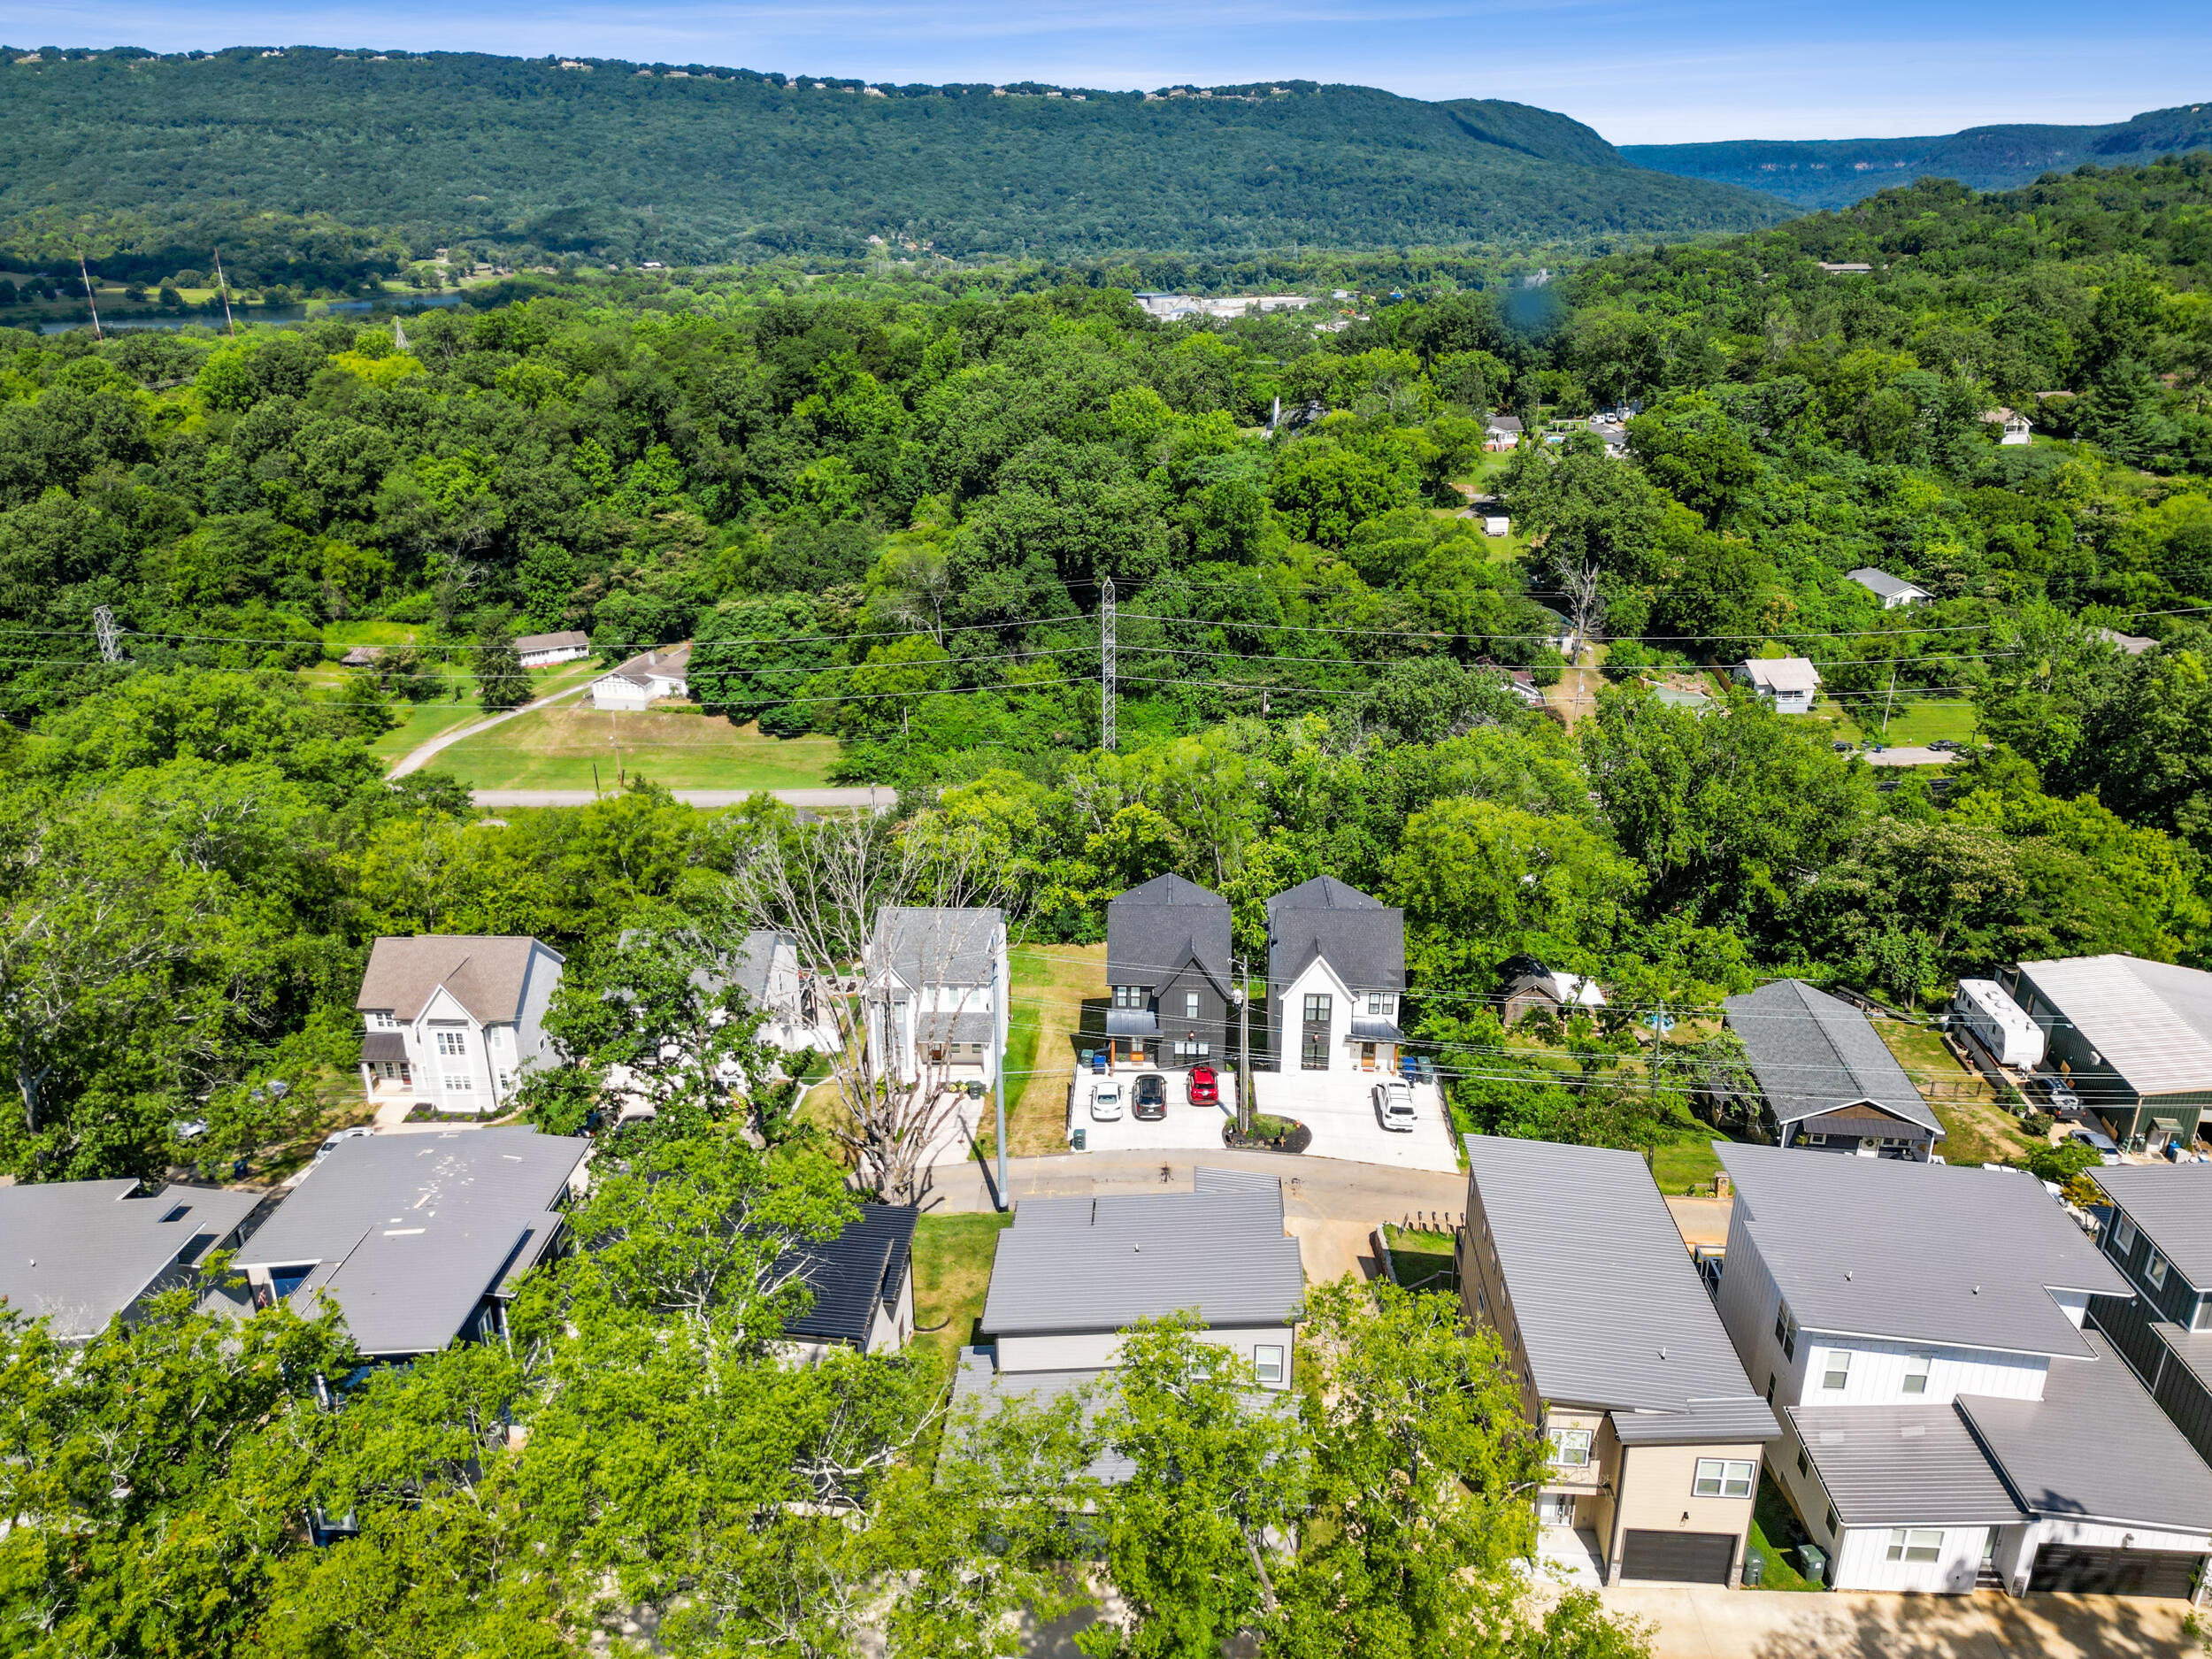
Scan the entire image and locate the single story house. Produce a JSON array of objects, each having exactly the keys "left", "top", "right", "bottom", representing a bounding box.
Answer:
[
  {"left": 591, "top": 643, "right": 691, "bottom": 711},
  {"left": 356, "top": 934, "right": 565, "bottom": 1114},
  {"left": 1461, "top": 1136, "right": 1779, "bottom": 1586},
  {"left": 1951, "top": 979, "right": 2046, "bottom": 1070},
  {"left": 1722, "top": 979, "right": 1943, "bottom": 1160},
  {"left": 1484, "top": 414, "right": 1524, "bottom": 451},
  {"left": 1733, "top": 657, "right": 1821, "bottom": 713},
  {"left": 2003, "top": 956, "right": 2212, "bottom": 1153},
  {"left": 340, "top": 645, "right": 383, "bottom": 669},
  {"left": 779, "top": 1204, "right": 918, "bottom": 1360},
  {"left": 513, "top": 629, "right": 590, "bottom": 666},
  {"left": 233, "top": 1129, "right": 589, "bottom": 1359},
  {"left": 0, "top": 1180, "right": 262, "bottom": 1341},
  {"left": 1264, "top": 877, "right": 1406, "bottom": 1075},
  {"left": 1847, "top": 568, "right": 1932, "bottom": 610},
  {"left": 1501, "top": 964, "right": 1607, "bottom": 1026},
  {"left": 864, "top": 906, "right": 1010, "bottom": 1088},
  {"left": 1104, "top": 873, "right": 1234, "bottom": 1069}
]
